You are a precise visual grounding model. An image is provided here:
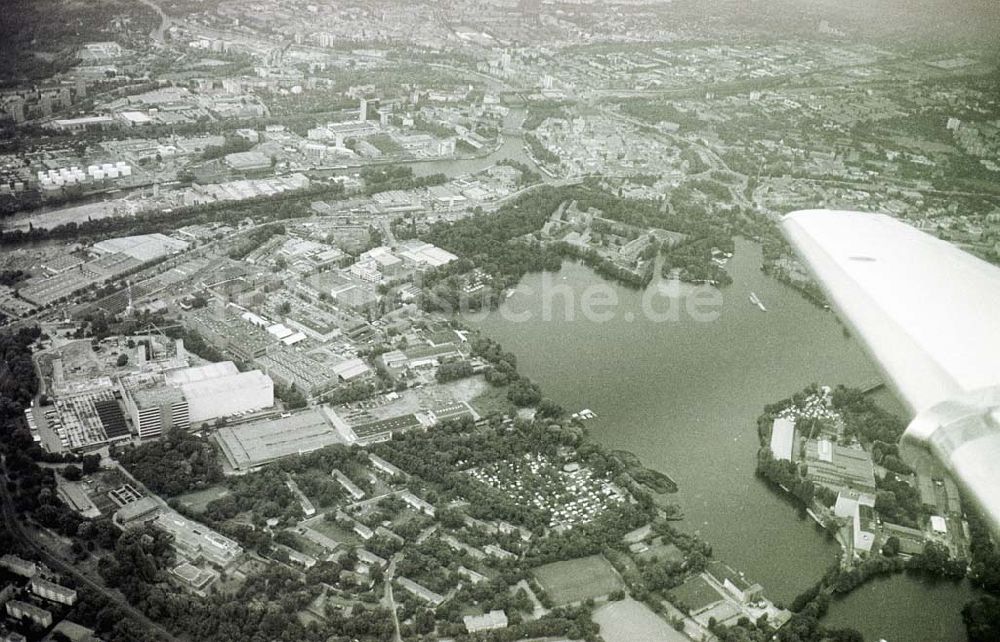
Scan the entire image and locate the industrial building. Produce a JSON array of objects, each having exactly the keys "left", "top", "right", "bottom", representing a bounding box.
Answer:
[
  {"left": 350, "top": 413, "right": 422, "bottom": 445},
  {"left": 115, "top": 361, "right": 277, "bottom": 432},
  {"left": 17, "top": 251, "right": 142, "bottom": 307},
  {"left": 120, "top": 375, "right": 190, "bottom": 440},
  {"left": 803, "top": 438, "right": 876, "bottom": 495},
  {"left": 93, "top": 398, "right": 131, "bottom": 441},
  {"left": 57, "top": 480, "right": 101, "bottom": 518},
  {"left": 164, "top": 361, "right": 239, "bottom": 385},
  {"left": 215, "top": 409, "right": 343, "bottom": 470},
  {"left": 225, "top": 151, "right": 271, "bottom": 172},
  {"left": 255, "top": 348, "right": 339, "bottom": 397},
  {"left": 184, "top": 306, "right": 272, "bottom": 363},
  {"left": 397, "top": 240, "right": 458, "bottom": 268},
  {"left": 50, "top": 115, "right": 116, "bottom": 131},
  {"left": 403, "top": 343, "right": 464, "bottom": 369},
  {"left": 92, "top": 233, "right": 189, "bottom": 262},
  {"left": 853, "top": 504, "right": 878, "bottom": 553},
  {"left": 379, "top": 343, "right": 465, "bottom": 372},
  {"left": 47, "top": 387, "right": 124, "bottom": 451},
  {"left": 176, "top": 369, "right": 273, "bottom": 424},
  {"left": 834, "top": 489, "right": 876, "bottom": 521},
  {"left": 707, "top": 561, "right": 763, "bottom": 605},
  {"left": 332, "top": 357, "right": 370, "bottom": 382}
]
